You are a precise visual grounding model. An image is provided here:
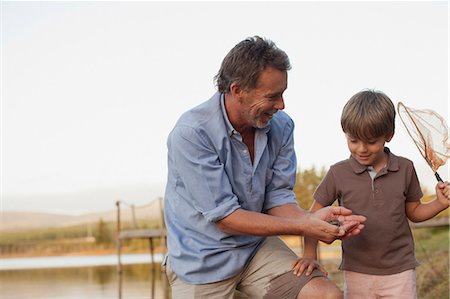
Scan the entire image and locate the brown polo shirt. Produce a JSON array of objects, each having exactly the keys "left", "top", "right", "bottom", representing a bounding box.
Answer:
[{"left": 314, "top": 147, "right": 423, "bottom": 275}]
